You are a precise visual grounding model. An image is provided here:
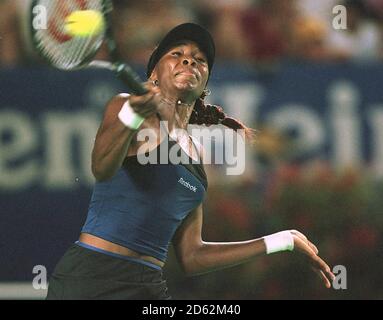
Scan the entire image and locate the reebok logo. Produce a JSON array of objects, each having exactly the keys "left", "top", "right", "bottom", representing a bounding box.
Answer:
[{"left": 178, "top": 178, "right": 197, "bottom": 193}]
